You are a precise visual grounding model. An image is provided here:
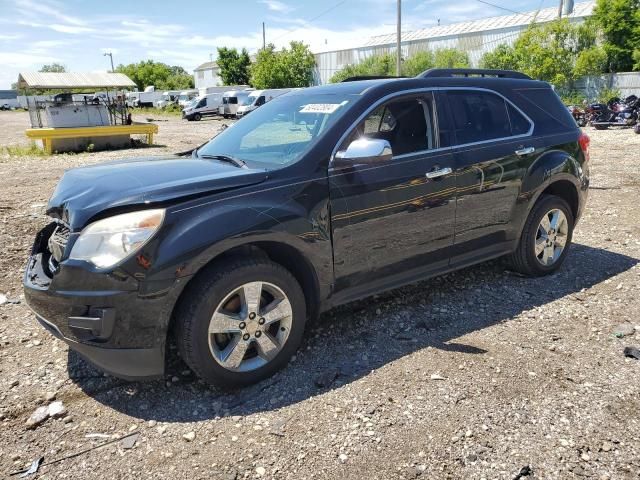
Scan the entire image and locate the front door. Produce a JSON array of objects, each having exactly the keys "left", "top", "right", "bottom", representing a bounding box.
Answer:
[{"left": 329, "top": 92, "right": 457, "bottom": 297}]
